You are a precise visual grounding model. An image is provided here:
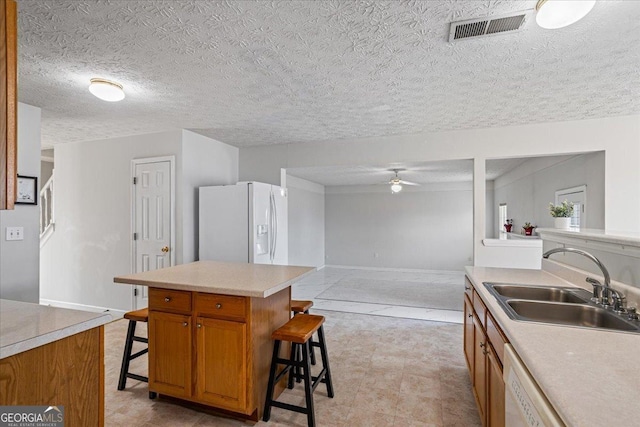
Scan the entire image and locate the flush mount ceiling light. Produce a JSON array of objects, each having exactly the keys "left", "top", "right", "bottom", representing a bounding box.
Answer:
[
  {"left": 535, "top": 0, "right": 596, "bottom": 29},
  {"left": 89, "top": 78, "right": 125, "bottom": 102}
]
